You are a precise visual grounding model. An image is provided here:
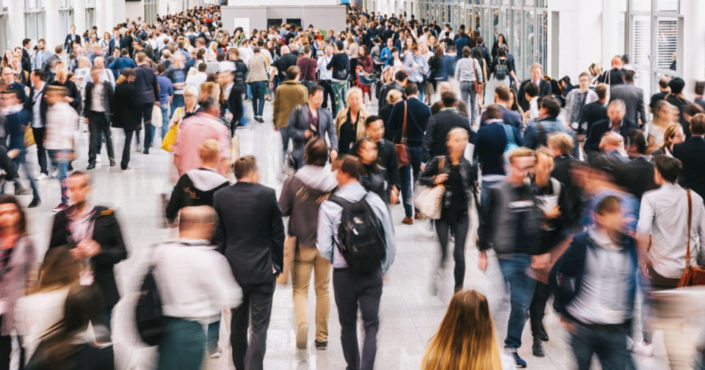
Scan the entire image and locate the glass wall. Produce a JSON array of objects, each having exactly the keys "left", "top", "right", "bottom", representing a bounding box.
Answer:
[
  {"left": 145, "top": 0, "right": 158, "bottom": 24},
  {"left": 86, "top": 0, "right": 96, "bottom": 30},
  {"left": 415, "top": 0, "right": 548, "bottom": 80},
  {"left": 0, "top": 0, "right": 6, "bottom": 54},
  {"left": 58, "top": 0, "right": 73, "bottom": 41},
  {"left": 24, "top": 0, "right": 45, "bottom": 42}
]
